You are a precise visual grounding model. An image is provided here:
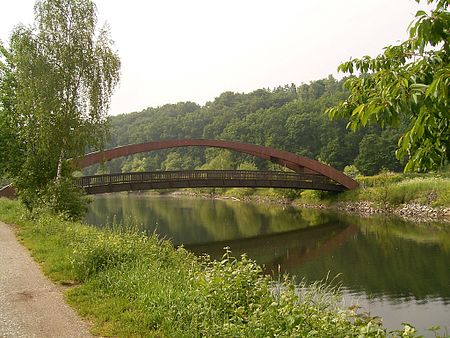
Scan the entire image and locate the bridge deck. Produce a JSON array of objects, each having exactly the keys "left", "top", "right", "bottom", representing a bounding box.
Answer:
[{"left": 77, "top": 170, "right": 346, "bottom": 194}]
